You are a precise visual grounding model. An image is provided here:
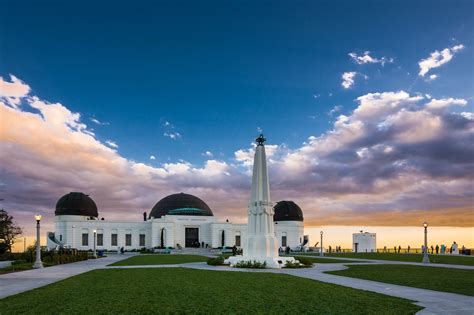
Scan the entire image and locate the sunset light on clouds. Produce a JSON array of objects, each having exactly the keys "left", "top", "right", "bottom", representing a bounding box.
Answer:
[{"left": 0, "top": 1, "right": 472, "bottom": 249}]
